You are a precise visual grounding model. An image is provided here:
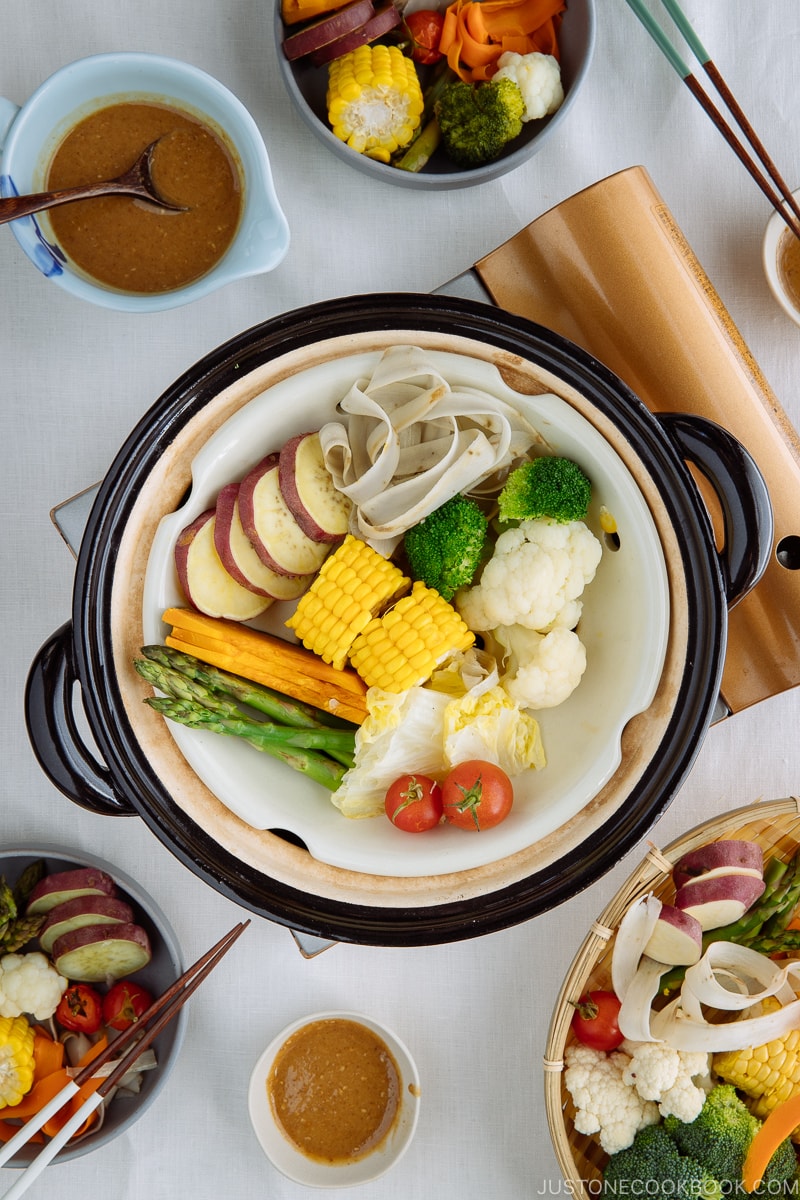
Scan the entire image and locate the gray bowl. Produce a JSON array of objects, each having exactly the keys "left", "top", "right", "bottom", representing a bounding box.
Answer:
[
  {"left": 275, "top": 0, "right": 596, "bottom": 188},
  {"left": 1, "top": 845, "right": 186, "bottom": 1167}
]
